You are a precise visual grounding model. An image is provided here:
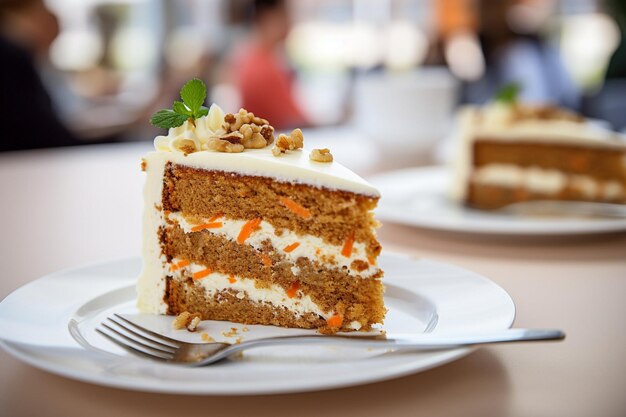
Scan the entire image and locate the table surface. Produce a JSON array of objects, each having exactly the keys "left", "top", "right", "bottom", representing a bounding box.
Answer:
[{"left": 1, "top": 141, "right": 625, "bottom": 417}]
